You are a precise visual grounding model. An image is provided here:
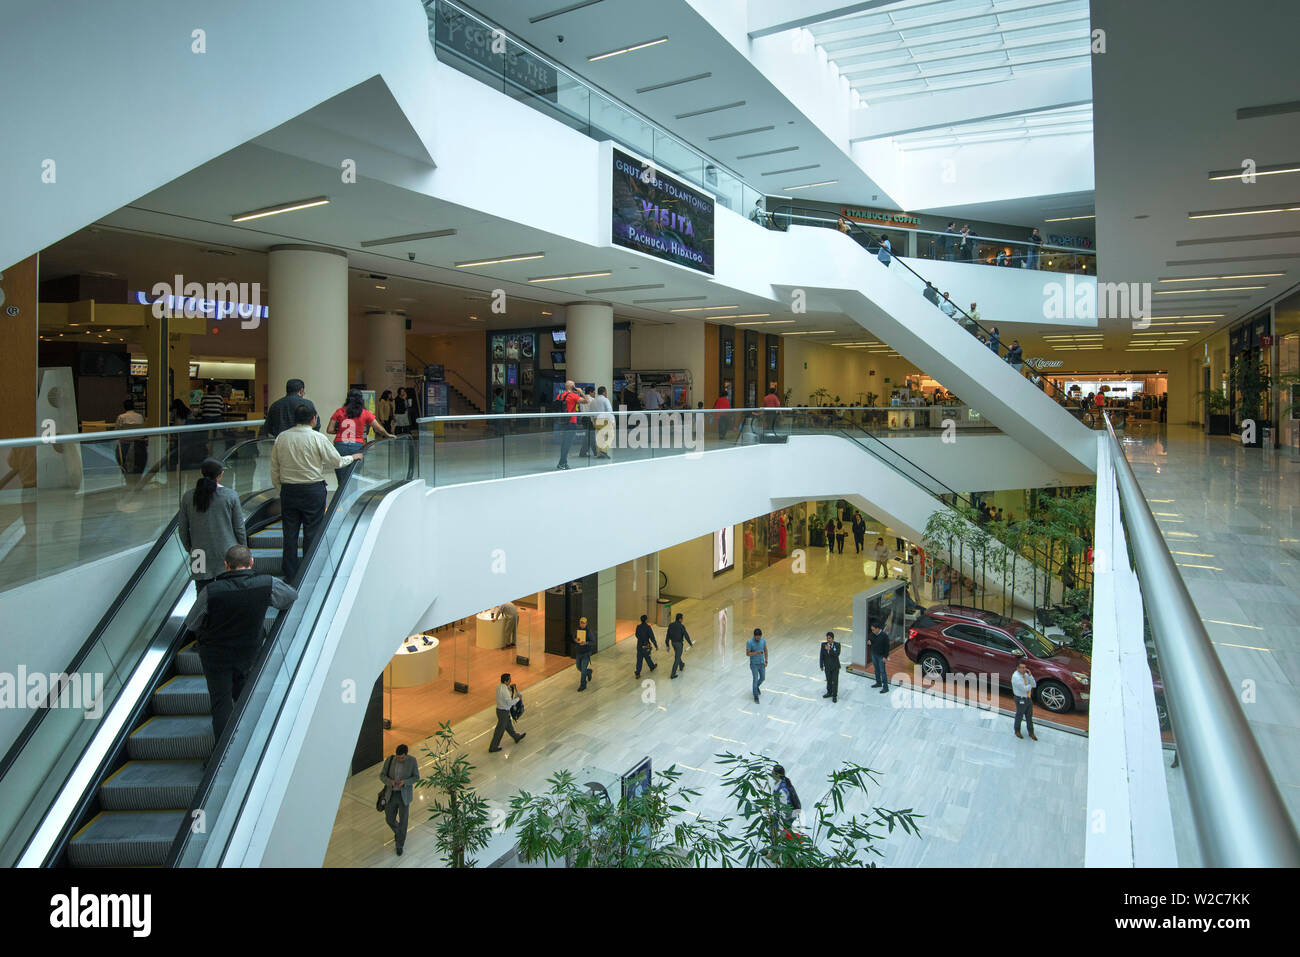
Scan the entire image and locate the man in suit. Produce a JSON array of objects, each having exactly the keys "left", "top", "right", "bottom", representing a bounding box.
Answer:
[
  {"left": 666, "top": 612, "right": 693, "bottom": 679},
  {"left": 819, "top": 631, "right": 842, "bottom": 702},
  {"left": 634, "top": 614, "right": 658, "bottom": 678},
  {"left": 869, "top": 619, "right": 891, "bottom": 693},
  {"left": 574, "top": 617, "right": 594, "bottom": 691},
  {"left": 380, "top": 743, "right": 420, "bottom": 856}
]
